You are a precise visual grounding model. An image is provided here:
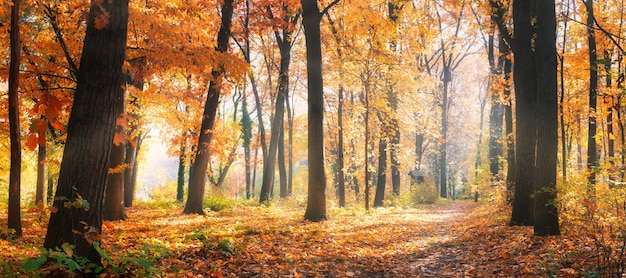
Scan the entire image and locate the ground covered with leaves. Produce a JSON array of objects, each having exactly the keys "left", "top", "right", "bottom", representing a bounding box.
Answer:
[{"left": 0, "top": 199, "right": 615, "bottom": 277}]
